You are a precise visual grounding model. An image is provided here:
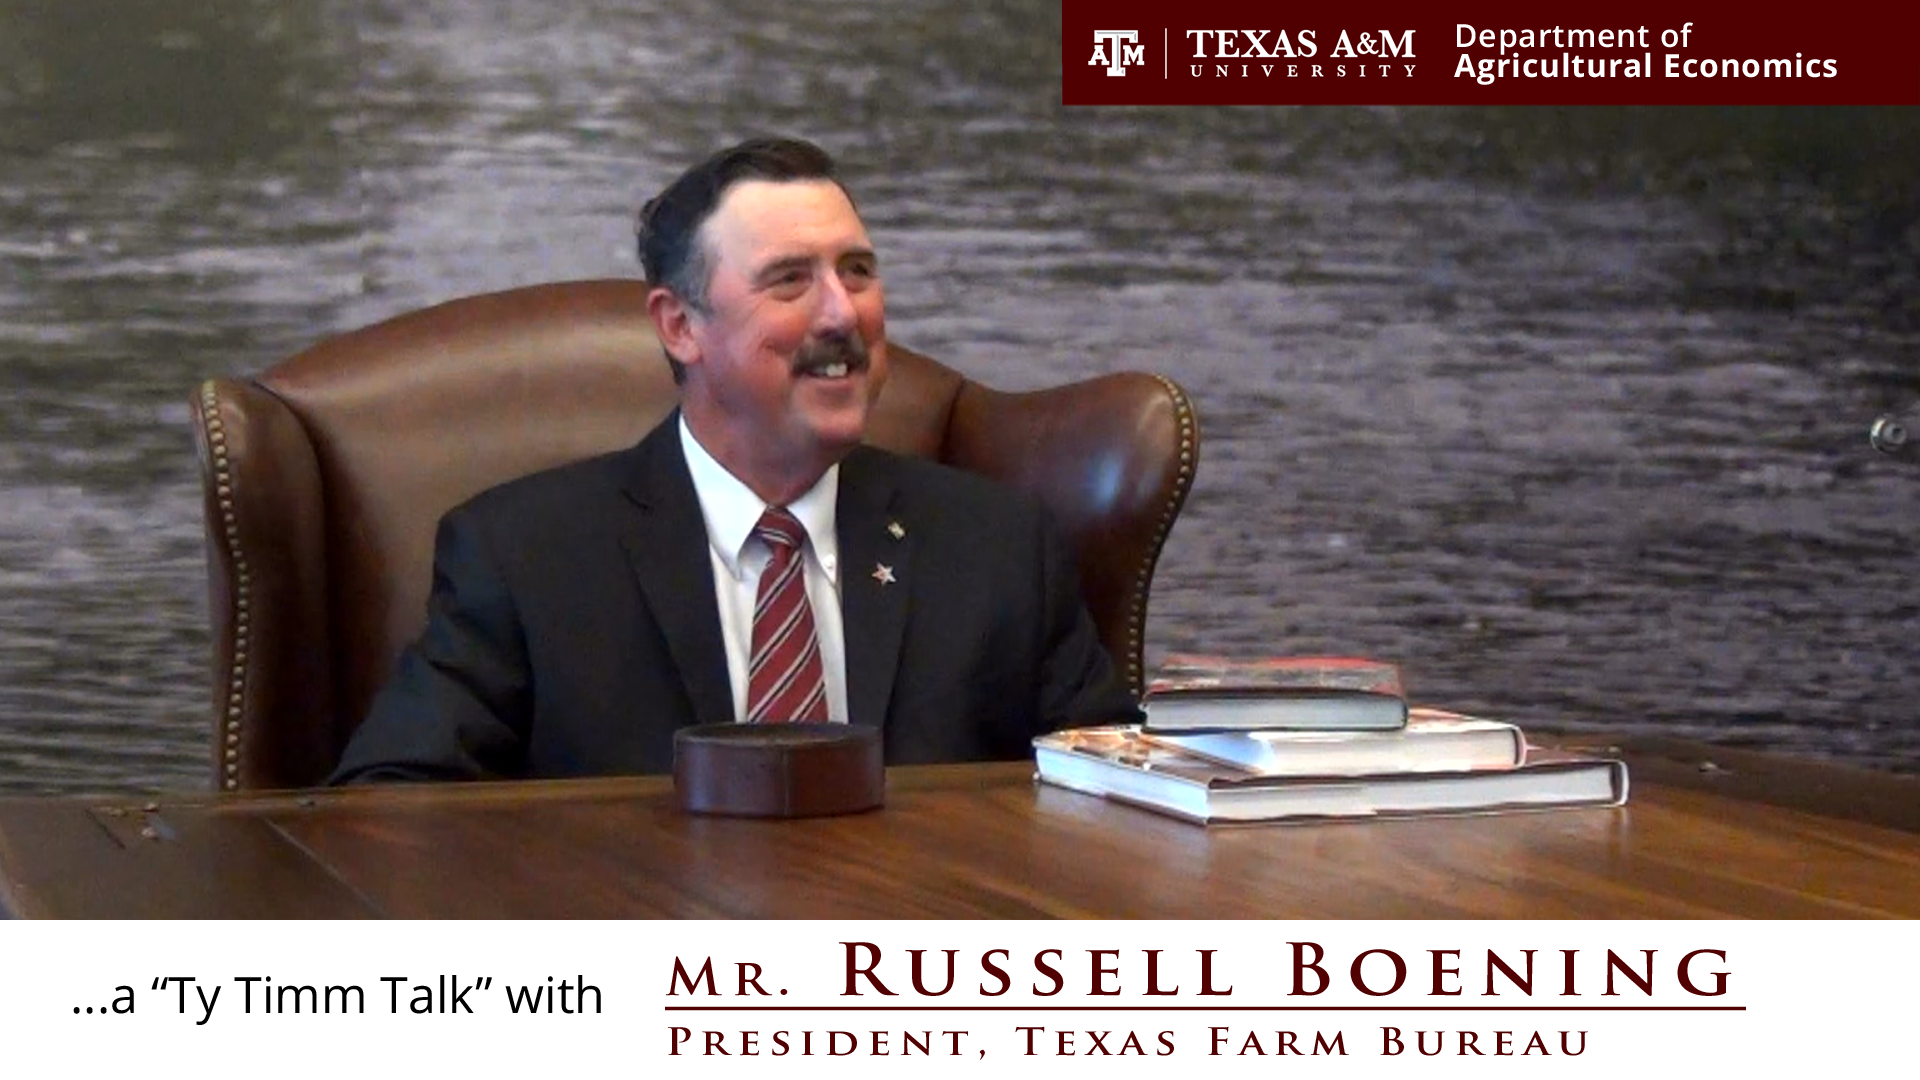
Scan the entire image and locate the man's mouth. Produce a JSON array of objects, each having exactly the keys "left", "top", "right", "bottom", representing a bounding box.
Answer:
[{"left": 793, "top": 332, "right": 869, "bottom": 380}]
